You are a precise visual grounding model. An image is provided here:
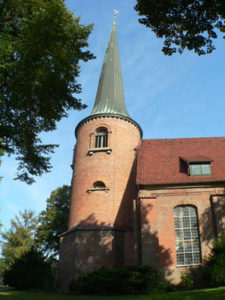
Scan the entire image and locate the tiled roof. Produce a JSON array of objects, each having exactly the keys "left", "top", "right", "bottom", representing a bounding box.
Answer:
[{"left": 136, "top": 137, "right": 225, "bottom": 185}]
